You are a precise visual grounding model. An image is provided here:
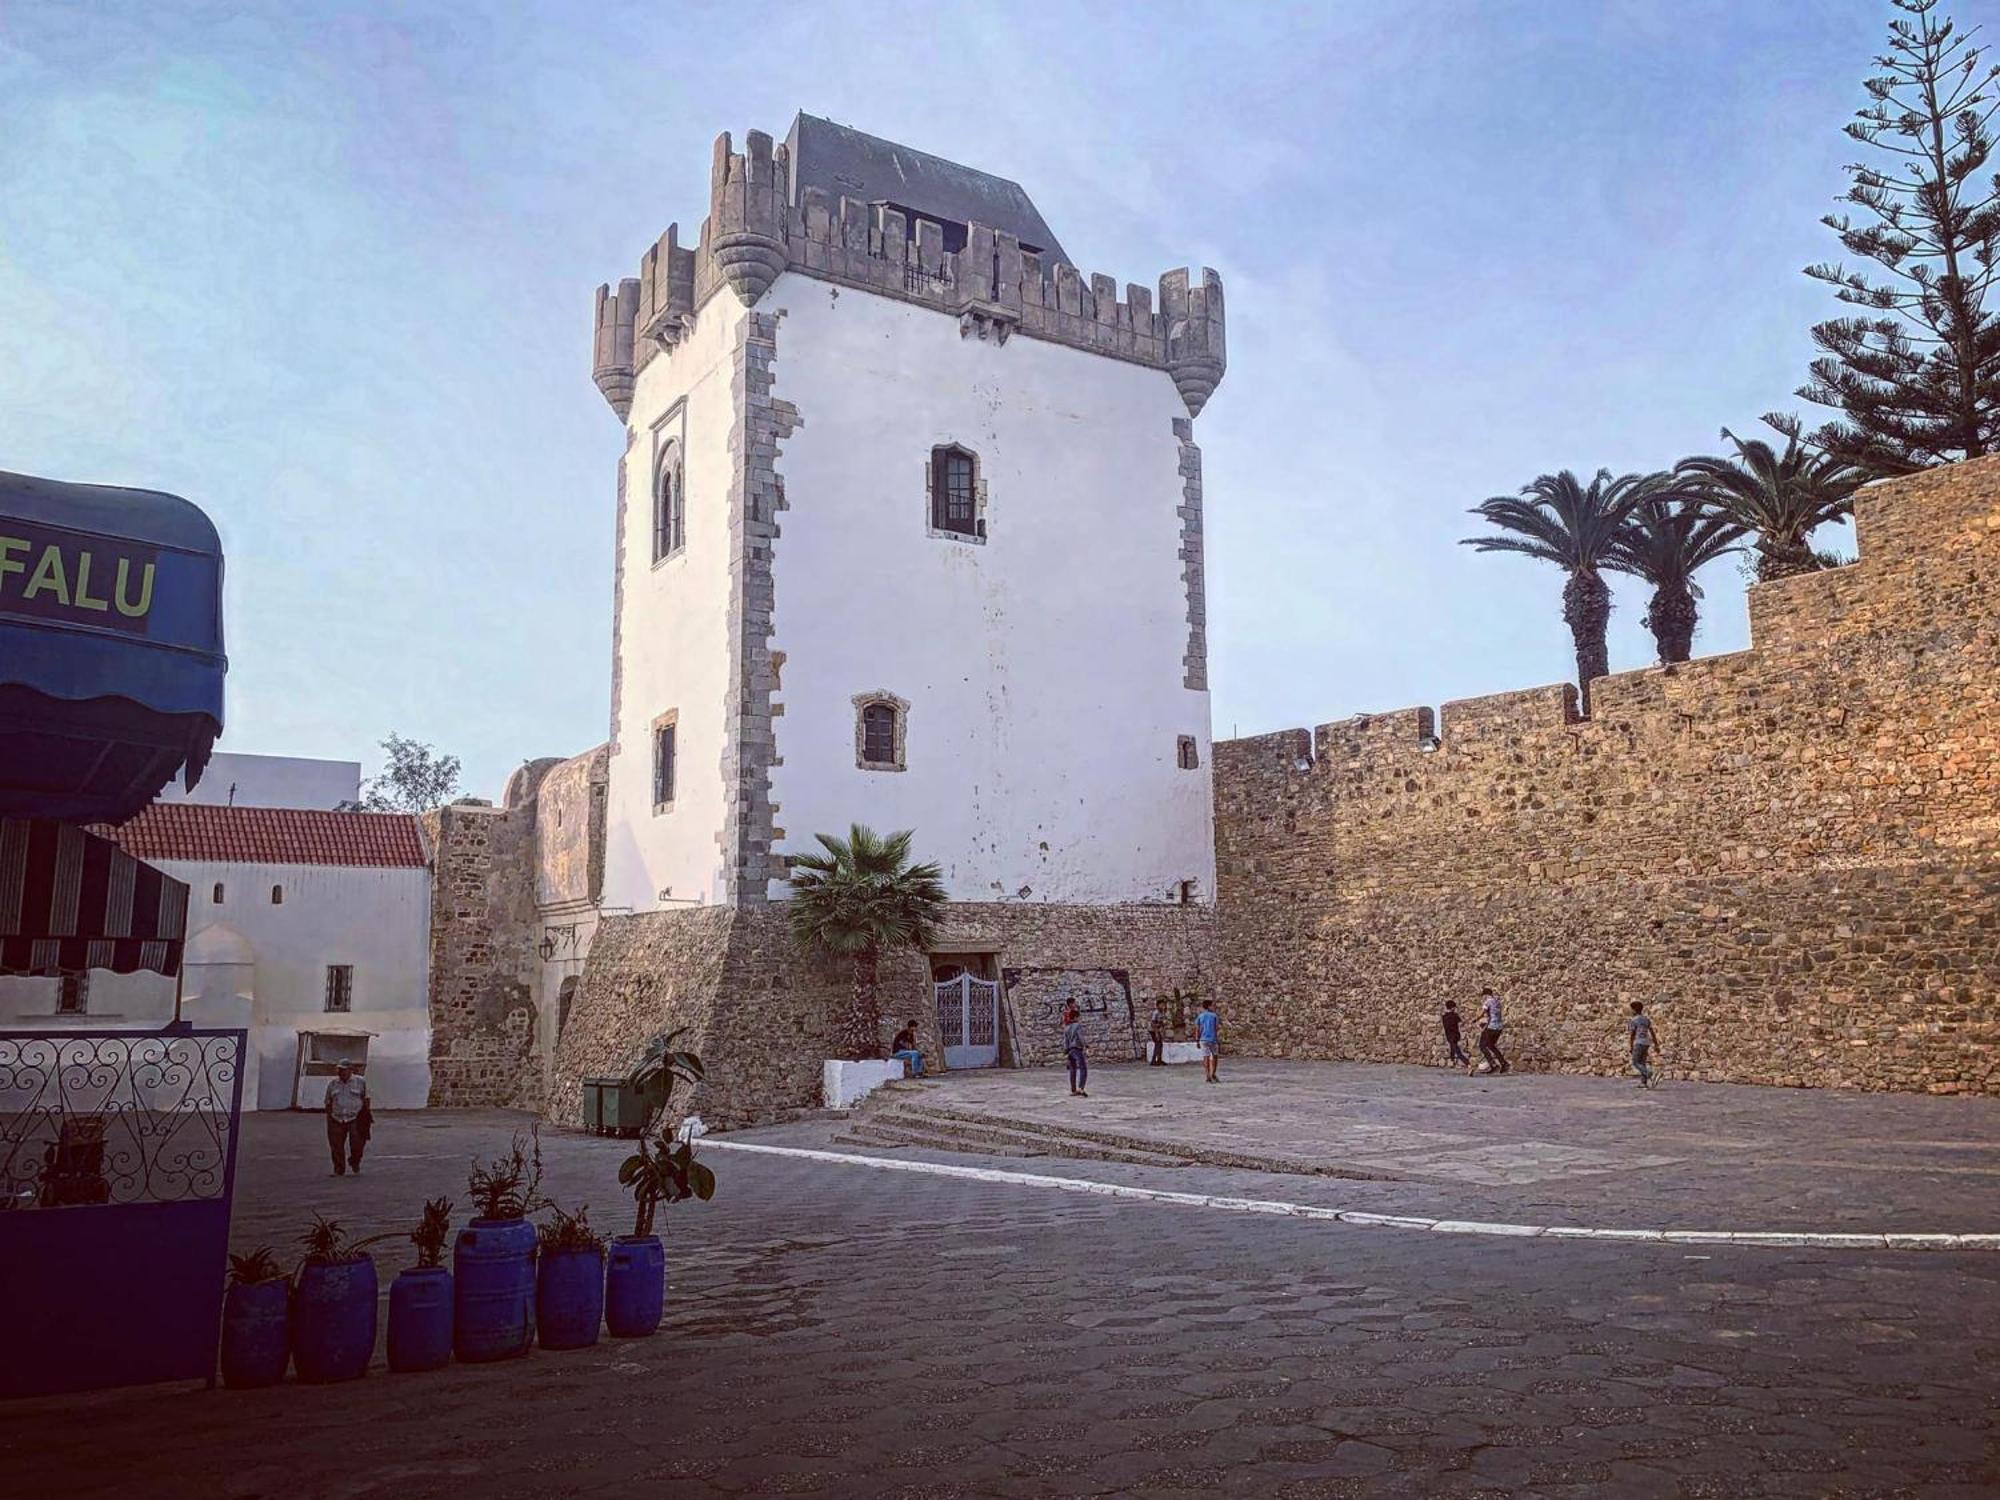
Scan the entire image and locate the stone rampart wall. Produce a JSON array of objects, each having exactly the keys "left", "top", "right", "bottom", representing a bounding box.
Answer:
[{"left": 1213, "top": 460, "right": 2000, "bottom": 1094}]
